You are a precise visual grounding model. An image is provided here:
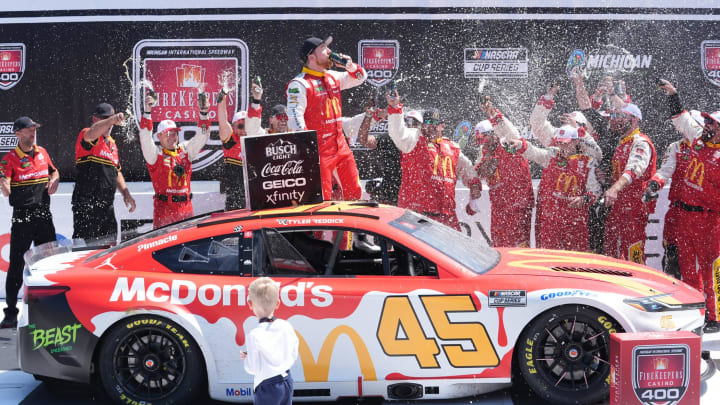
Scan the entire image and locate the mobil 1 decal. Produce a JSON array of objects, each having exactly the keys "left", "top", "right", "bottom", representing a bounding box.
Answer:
[
  {"left": 242, "top": 131, "right": 322, "bottom": 210},
  {"left": 132, "top": 38, "right": 248, "bottom": 171},
  {"left": 358, "top": 40, "right": 399, "bottom": 87},
  {"left": 632, "top": 344, "right": 689, "bottom": 405},
  {"left": 0, "top": 43, "right": 25, "bottom": 90}
]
